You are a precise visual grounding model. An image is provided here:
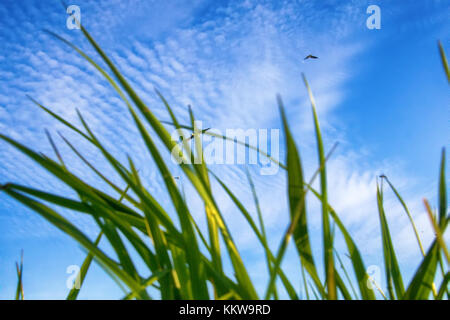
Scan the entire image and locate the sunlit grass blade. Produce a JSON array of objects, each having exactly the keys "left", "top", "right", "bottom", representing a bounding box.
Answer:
[
  {"left": 376, "top": 181, "right": 405, "bottom": 299},
  {"left": 128, "top": 105, "right": 208, "bottom": 299},
  {"left": 265, "top": 96, "right": 326, "bottom": 299},
  {"left": 403, "top": 239, "right": 441, "bottom": 300},
  {"left": 185, "top": 103, "right": 224, "bottom": 287},
  {"left": 381, "top": 175, "right": 426, "bottom": 256},
  {"left": 302, "top": 74, "right": 336, "bottom": 299},
  {"left": 423, "top": 199, "right": 450, "bottom": 264}
]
